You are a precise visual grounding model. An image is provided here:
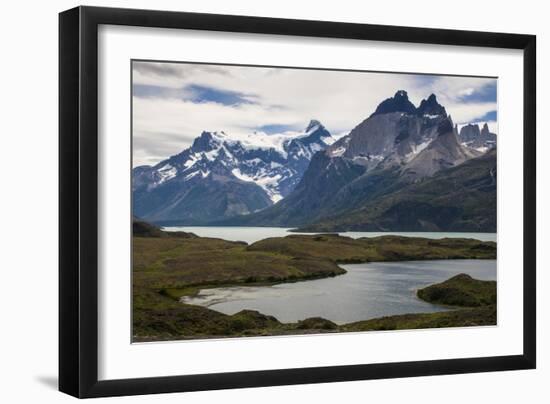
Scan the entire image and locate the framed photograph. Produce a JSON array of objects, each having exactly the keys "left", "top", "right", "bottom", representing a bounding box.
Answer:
[{"left": 59, "top": 6, "right": 536, "bottom": 398}]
